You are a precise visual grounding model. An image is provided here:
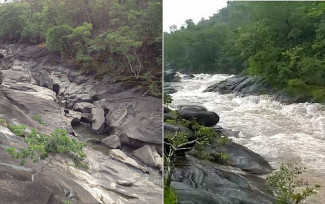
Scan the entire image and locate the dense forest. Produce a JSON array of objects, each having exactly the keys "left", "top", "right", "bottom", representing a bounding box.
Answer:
[
  {"left": 0, "top": 0, "right": 162, "bottom": 94},
  {"left": 164, "top": 2, "right": 325, "bottom": 100}
]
